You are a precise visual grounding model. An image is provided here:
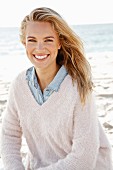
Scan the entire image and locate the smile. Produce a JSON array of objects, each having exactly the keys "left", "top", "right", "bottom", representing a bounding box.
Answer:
[{"left": 34, "top": 54, "right": 49, "bottom": 60}]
